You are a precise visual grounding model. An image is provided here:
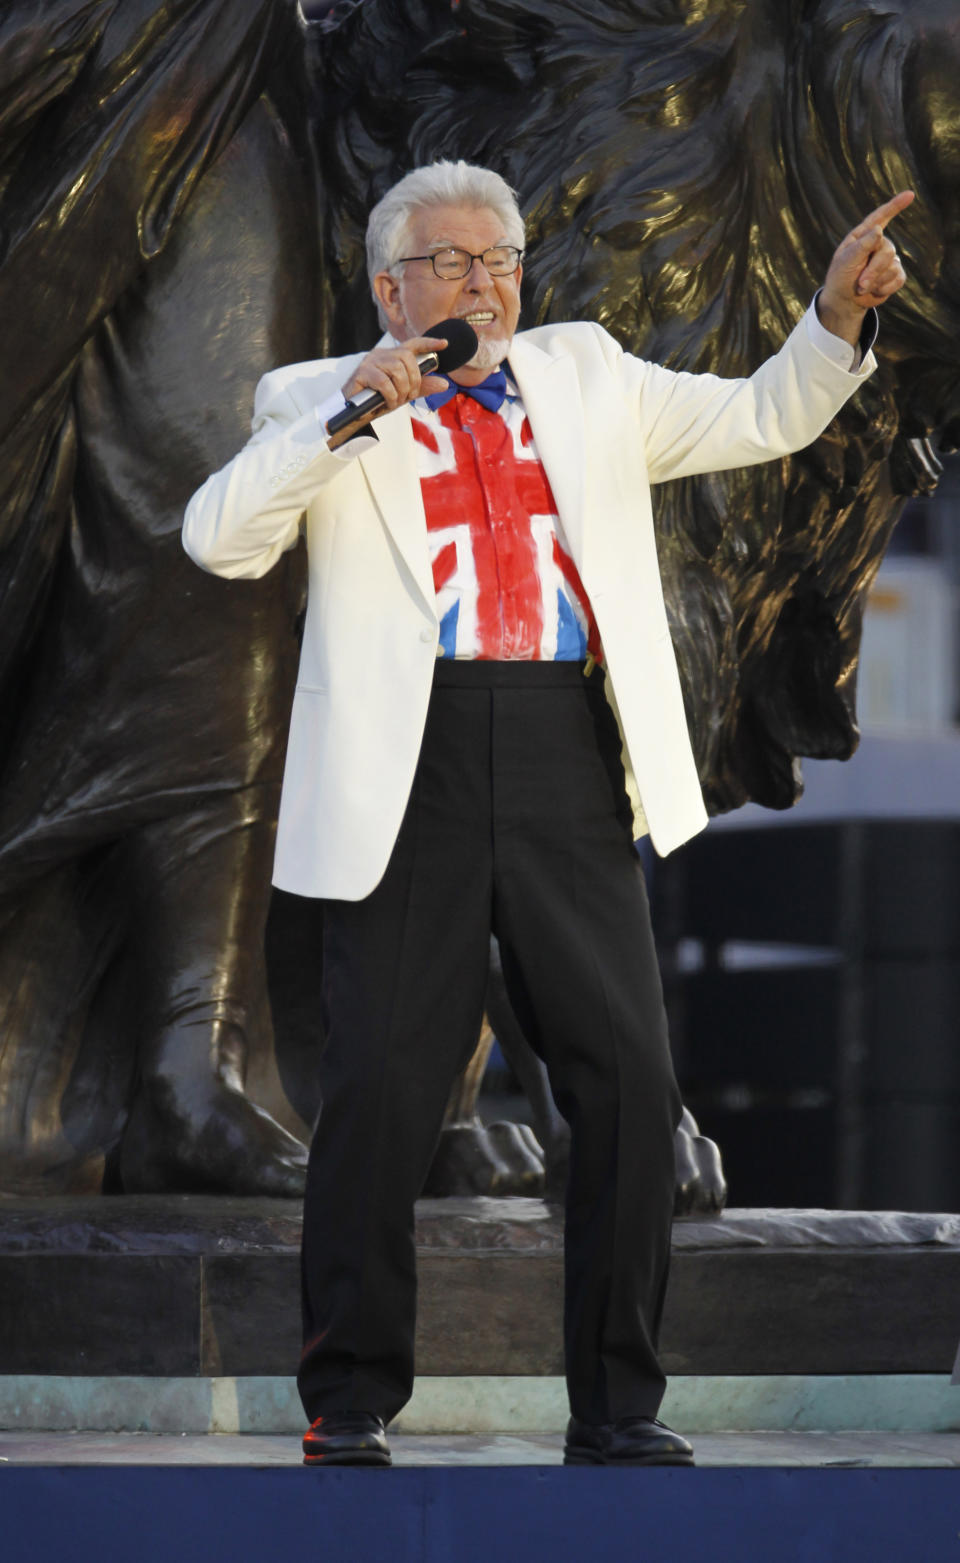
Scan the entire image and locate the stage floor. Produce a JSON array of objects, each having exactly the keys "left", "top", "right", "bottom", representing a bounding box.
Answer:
[
  {"left": 3, "top": 1428, "right": 960, "bottom": 1466},
  {"left": 8, "top": 1434, "right": 960, "bottom": 1563}
]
